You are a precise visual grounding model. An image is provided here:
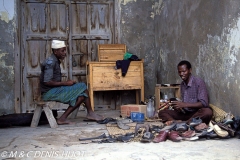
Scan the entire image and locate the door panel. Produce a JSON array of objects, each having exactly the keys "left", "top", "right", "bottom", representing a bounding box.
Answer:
[{"left": 20, "top": 0, "right": 118, "bottom": 112}]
